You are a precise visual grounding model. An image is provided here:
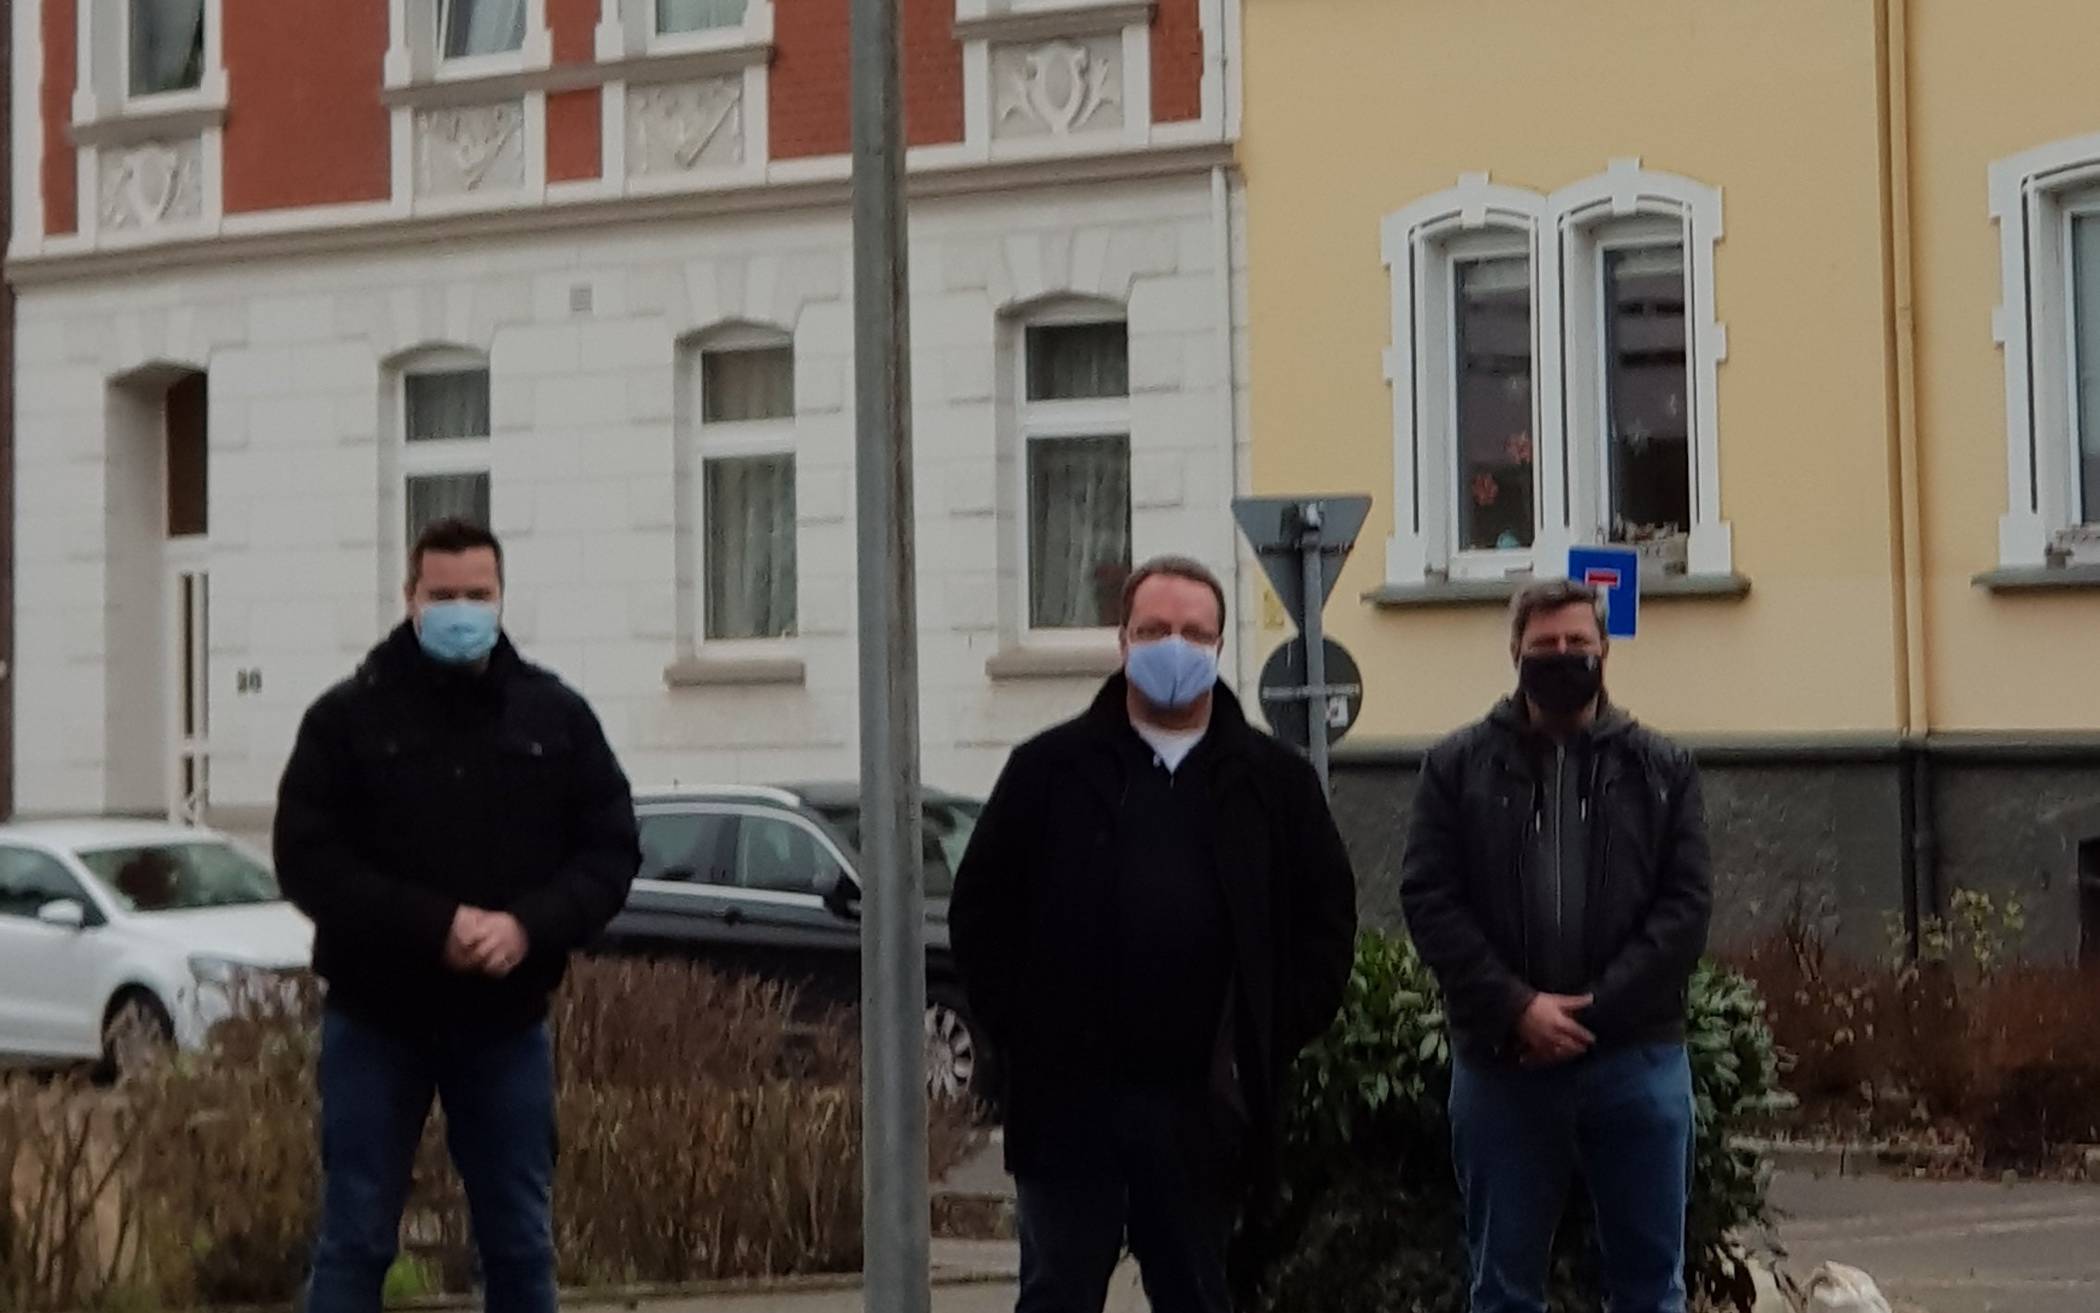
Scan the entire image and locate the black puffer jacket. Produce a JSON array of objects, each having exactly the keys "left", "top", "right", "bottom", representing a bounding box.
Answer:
[
  {"left": 1400, "top": 696, "right": 1712, "bottom": 1063},
  {"left": 274, "top": 624, "right": 640, "bottom": 1036}
]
